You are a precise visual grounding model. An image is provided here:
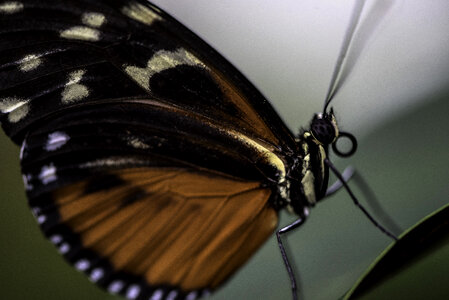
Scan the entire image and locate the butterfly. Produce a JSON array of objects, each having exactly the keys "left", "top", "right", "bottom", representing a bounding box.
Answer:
[{"left": 0, "top": 1, "right": 399, "bottom": 299}]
